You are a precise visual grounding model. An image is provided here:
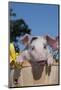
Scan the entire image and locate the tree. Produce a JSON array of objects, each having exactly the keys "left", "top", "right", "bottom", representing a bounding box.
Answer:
[
  {"left": 10, "top": 8, "right": 16, "bottom": 17},
  {"left": 9, "top": 9, "right": 31, "bottom": 42}
]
